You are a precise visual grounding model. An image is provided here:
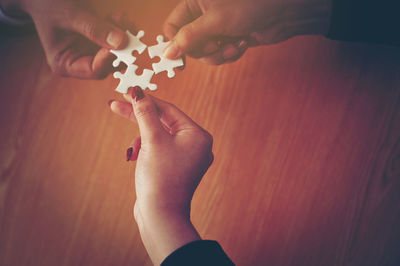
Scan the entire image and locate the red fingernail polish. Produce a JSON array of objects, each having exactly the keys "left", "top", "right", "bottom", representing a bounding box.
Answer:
[
  {"left": 132, "top": 87, "right": 145, "bottom": 102},
  {"left": 126, "top": 147, "right": 133, "bottom": 161}
]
